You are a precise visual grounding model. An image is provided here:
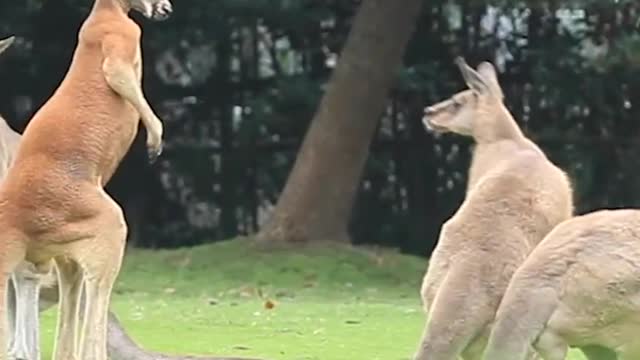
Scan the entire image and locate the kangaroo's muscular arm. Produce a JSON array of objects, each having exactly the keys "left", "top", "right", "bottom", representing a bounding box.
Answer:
[{"left": 101, "top": 33, "right": 163, "bottom": 161}]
